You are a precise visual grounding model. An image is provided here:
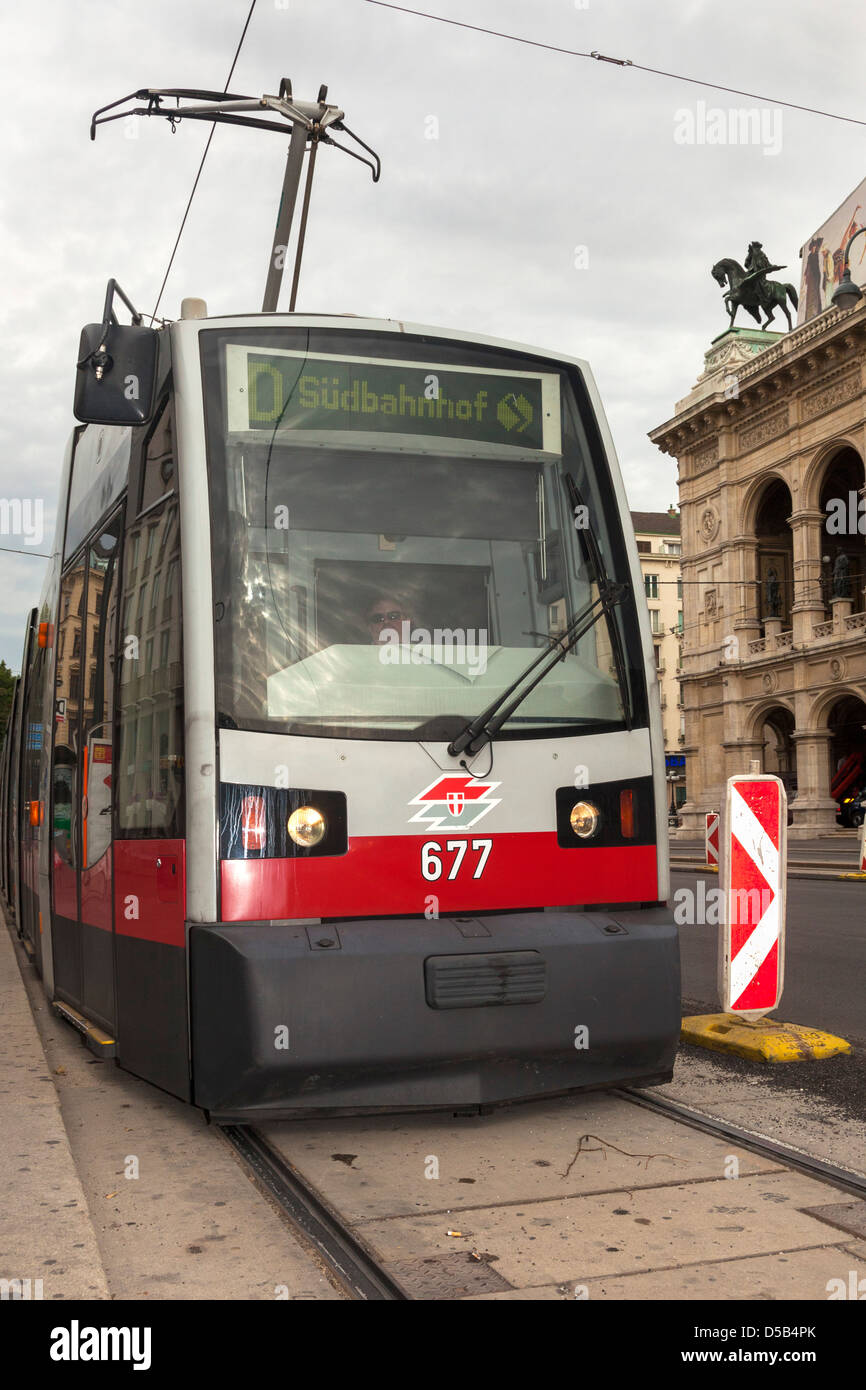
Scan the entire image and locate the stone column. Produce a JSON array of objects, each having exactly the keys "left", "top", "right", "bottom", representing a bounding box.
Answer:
[
  {"left": 672, "top": 744, "right": 704, "bottom": 839},
  {"left": 832, "top": 595, "right": 854, "bottom": 634},
  {"left": 732, "top": 537, "right": 761, "bottom": 646},
  {"left": 723, "top": 738, "right": 764, "bottom": 781},
  {"left": 763, "top": 616, "right": 783, "bottom": 646},
  {"left": 790, "top": 509, "right": 826, "bottom": 644},
  {"left": 790, "top": 729, "right": 837, "bottom": 838}
]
